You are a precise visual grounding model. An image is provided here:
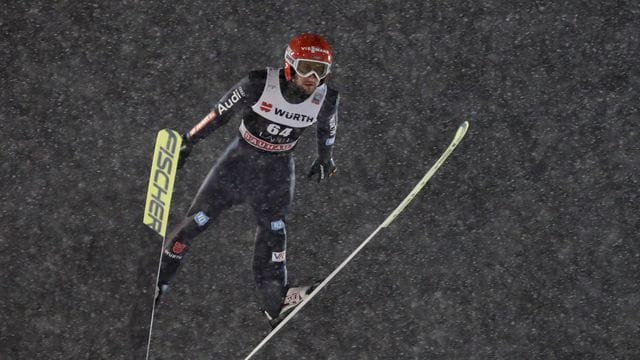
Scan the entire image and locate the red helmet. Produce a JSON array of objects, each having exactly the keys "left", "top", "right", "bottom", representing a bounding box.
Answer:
[{"left": 284, "top": 33, "right": 333, "bottom": 81}]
